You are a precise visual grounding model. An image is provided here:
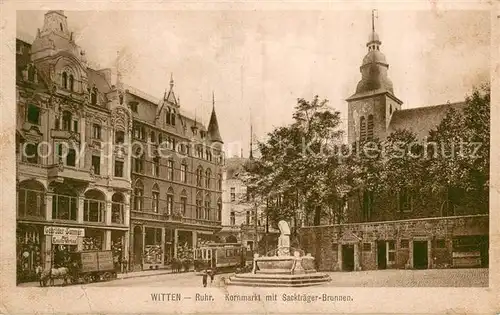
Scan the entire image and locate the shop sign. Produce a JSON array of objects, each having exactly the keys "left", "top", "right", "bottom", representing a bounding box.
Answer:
[
  {"left": 44, "top": 226, "right": 85, "bottom": 237},
  {"left": 52, "top": 234, "right": 79, "bottom": 245}
]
